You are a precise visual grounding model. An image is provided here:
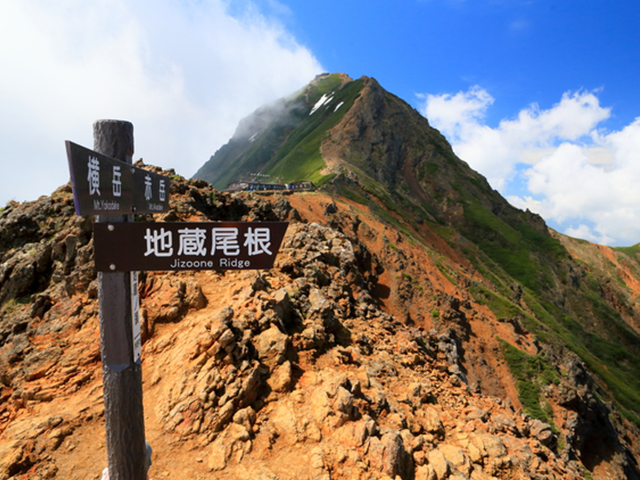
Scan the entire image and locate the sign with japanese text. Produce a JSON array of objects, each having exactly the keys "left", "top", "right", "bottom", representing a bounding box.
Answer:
[
  {"left": 65, "top": 141, "right": 170, "bottom": 216},
  {"left": 94, "top": 222, "right": 289, "bottom": 272}
]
